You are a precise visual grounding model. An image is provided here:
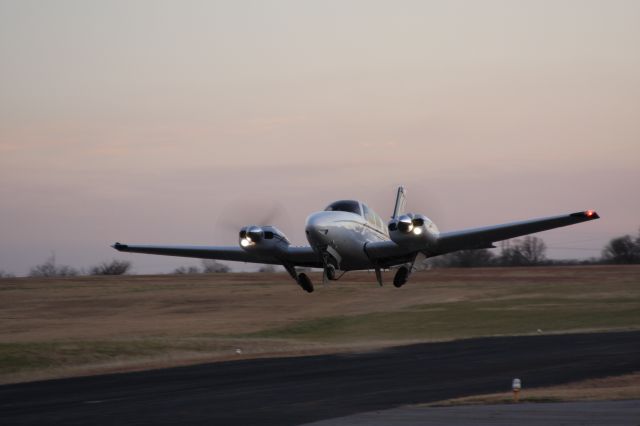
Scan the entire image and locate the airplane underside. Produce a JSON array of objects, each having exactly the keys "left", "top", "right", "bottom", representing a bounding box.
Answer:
[{"left": 282, "top": 242, "right": 419, "bottom": 293}]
